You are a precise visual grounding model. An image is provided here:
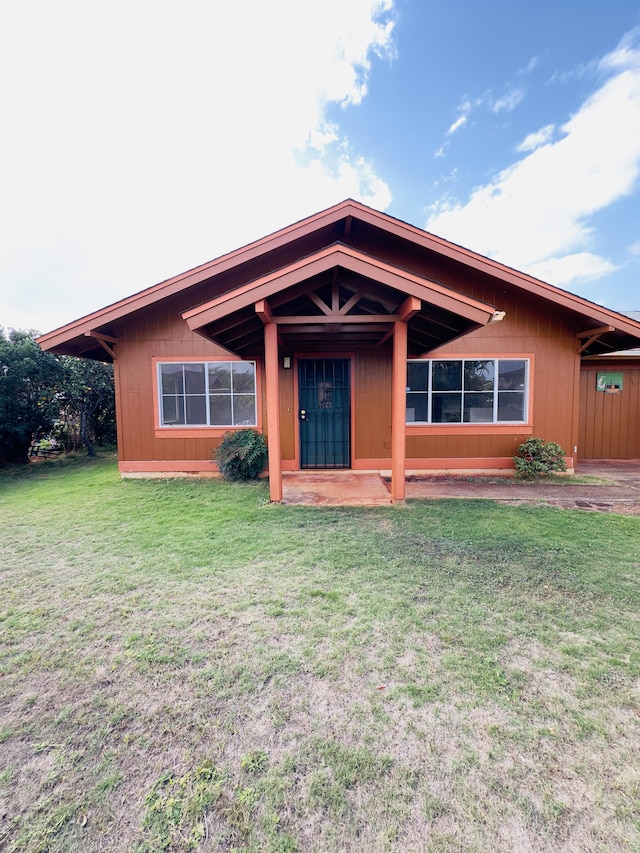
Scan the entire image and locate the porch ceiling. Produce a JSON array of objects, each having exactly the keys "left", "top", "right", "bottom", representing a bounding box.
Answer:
[{"left": 183, "top": 245, "right": 500, "bottom": 356}]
